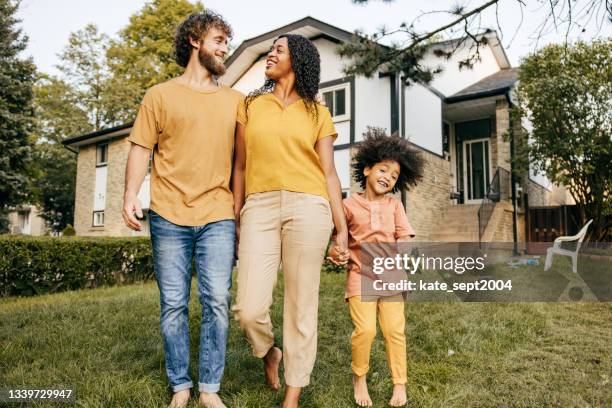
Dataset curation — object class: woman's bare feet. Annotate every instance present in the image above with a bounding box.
[352,374,372,407]
[389,383,407,407]
[263,346,282,390]
[198,392,226,408]
[167,389,190,408]
[281,385,301,408]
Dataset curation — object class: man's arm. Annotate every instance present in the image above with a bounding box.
[122,143,151,231]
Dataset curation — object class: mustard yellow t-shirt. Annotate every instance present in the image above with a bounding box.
[237,93,337,200]
[128,78,244,226]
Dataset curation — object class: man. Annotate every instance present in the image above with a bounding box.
[122,10,243,408]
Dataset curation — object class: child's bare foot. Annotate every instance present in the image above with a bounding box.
[389,383,407,407]
[198,392,226,408]
[264,346,282,390]
[167,389,190,408]
[352,374,372,407]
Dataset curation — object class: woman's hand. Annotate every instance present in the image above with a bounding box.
[326,235,349,266]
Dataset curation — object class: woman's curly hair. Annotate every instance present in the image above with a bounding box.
[244,34,321,122]
[173,10,233,68]
[352,127,425,193]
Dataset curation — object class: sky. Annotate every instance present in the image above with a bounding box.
[16,0,611,77]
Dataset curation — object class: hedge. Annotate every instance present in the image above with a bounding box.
[0,236,154,297]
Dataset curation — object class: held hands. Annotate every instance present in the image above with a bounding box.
[122,194,143,231]
[326,235,349,266]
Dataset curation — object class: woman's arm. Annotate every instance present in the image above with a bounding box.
[315,136,349,256]
[232,123,247,225]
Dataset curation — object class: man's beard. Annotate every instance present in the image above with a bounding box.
[198,47,226,76]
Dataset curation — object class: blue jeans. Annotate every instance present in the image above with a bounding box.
[149,210,235,393]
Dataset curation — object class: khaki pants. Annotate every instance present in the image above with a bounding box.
[348,294,407,384]
[232,190,333,387]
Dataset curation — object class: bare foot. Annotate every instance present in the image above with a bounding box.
[198,392,226,408]
[352,374,372,407]
[389,383,407,407]
[264,346,282,390]
[281,385,301,408]
[167,389,190,408]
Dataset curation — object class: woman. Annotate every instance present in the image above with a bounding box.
[231,34,349,408]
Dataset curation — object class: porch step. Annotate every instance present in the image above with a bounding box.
[430,204,481,242]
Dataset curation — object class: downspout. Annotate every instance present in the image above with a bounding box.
[505,91,519,255]
[390,73,406,207]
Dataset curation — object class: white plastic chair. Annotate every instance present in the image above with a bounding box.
[544,219,593,273]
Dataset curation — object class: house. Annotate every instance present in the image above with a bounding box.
[6,204,48,236]
[63,17,574,249]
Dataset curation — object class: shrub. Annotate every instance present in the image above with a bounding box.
[62,224,76,236]
[0,236,154,297]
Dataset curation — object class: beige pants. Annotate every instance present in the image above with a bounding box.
[232,190,333,387]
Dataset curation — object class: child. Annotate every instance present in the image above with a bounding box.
[328,128,424,407]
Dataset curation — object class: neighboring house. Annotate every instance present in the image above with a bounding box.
[63,17,574,250]
[7,205,48,236]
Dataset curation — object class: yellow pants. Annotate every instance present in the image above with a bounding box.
[348,295,407,384]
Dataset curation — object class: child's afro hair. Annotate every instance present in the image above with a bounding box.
[351,127,425,193]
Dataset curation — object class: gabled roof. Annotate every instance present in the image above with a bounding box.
[446,68,519,103]
[222,16,357,86]
[223,16,511,87]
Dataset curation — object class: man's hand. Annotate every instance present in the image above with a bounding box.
[123,194,143,231]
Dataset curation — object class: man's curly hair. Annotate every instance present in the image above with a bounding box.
[173,10,233,68]
[352,127,425,193]
[244,34,321,122]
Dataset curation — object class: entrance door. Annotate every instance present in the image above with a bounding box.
[463,138,491,203]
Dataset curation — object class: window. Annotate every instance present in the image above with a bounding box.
[93,211,105,227]
[18,210,30,233]
[321,84,350,121]
[96,143,108,167]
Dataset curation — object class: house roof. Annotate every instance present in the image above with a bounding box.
[222,16,358,87]
[223,16,511,87]
[62,122,133,148]
[446,67,519,103]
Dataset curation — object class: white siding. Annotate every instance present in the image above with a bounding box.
[334,148,351,190]
[138,175,151,209]
[93,166,107,211]
[233,58,267,94]
[313,38,347,83]
[354,75,390,141]
[424,43,501,97]
[404,83,443,155]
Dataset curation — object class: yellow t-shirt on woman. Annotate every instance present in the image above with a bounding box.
[237,93,337,200]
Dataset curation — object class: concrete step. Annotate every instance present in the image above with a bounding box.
[429,232,479,242]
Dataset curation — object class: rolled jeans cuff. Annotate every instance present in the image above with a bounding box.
[172,381,193,393]
[199,382,220,393]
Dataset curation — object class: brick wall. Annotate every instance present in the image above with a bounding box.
[405,149,452,241]
[74,137,131,236]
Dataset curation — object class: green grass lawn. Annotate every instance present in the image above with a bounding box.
[1,264,610,407]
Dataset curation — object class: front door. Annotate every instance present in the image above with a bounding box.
[463,138,491,203]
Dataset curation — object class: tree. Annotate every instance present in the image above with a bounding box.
[0,0,35,230]
[514,40,611,241]
[105,0,203,123]
[28,74,91,232]
[341,0,609,84]
[56,24,112,130]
